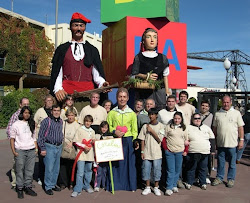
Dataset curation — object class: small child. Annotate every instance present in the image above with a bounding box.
[10,106,38,199]
[94,121,113,192]
[71,115,95,197]
[138,108,165,196]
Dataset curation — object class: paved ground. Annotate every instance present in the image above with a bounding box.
[0,129,249,203]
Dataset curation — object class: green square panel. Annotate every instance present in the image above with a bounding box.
[101,0,179,25]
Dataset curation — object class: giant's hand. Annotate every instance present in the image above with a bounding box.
[149,73,158,80]
[55,89,68,102]
[101,81,112,93]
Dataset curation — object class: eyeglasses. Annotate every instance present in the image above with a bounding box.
[193,117,201,120]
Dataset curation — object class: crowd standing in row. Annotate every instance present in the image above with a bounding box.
[7,89,246,199]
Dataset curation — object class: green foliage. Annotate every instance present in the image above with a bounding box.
[122,76,164,90]
[0,15,54,75]
[0,88,49,127]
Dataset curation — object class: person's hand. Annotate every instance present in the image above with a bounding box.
[84,146,91,153]
[182,151,187,156]
[67,142,73,148]
[134,142,139,150]
[238,140,244,149]
[146,124,153,134]
[13,151,18,157]
[149,73,158,80]
[115,130,125,138]
[141,153,145,160]
[101,81,112,93]
[55,89,67,102]
[40,150,46,156]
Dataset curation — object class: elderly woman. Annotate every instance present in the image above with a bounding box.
[106,87,138,191]
[185,113,215,190]
[57,107,80,190]
[131,28,170,110]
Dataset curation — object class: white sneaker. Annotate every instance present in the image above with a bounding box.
[172,187,179,193]
[184,182,192,190]
[142,187,151,195]
[86,187,94,193]
[71,191,81,197]
[206,178,211,184]
[201,184,207,190]
[94,187,99,192]
[165,189,173,196]
[37,179,42,186]
[153,187,161,196]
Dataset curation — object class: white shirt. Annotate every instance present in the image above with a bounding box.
[54,41,105,93]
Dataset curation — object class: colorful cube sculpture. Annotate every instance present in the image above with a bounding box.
[102,16,187,89]
[101,0,179,25]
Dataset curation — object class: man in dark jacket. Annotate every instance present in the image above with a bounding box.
[236,103,250,163]
[50,12,109,102]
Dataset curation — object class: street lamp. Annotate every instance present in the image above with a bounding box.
[224,58,231,91]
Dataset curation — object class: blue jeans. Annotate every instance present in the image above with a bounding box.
[165,150,183,190]
[43,143,62,191]
[186,153,208,185]
[96,162,108,188]
[15,149,36,189]
[237,133,250,161]
[142,159,162,181]
[217,147,236,181]
[74,161,93,193]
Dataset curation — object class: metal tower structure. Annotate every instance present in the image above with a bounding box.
[187,50,250,91]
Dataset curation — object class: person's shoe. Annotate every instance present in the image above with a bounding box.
[236,160,241,164]
[211,178,223,186]
[45,189,53,195]
[52,185,61,192]
[60,184,66,190]
[227,180,234,188]
[16,188,24,199]
[71,191,81,197]
[153,187,161,196]
[172,187,179,193]
[24,187,37,196]
[11,186,16,190]
[184,182,192,190]
[177,180,185,189]
[94,187,100,192]
[201,184,207,190]
[206,178,211,184]
[165,189,173,196]
[142,187,151,195]
[85,187,94,193]
[69,185,73,190]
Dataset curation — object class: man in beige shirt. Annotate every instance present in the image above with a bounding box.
[212,95,244,188]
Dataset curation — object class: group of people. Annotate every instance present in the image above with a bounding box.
[6,11,248,199]
[7,89,247,199]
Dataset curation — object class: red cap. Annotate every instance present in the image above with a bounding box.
[71,12,91,23]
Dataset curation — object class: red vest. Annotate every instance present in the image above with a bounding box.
[62,47,94,94]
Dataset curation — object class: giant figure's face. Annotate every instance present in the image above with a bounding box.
[71,22,86,41]
[143,31,158,51]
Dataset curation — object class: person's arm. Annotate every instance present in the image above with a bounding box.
[54,67,68,102]
[10,138,18,157]
[141,140,145,160]
[164,76,170,95]
[6,112,19,139]
[37,119,48,156]
[92,66,106,88]
[131,112,138,141]
[238,126,244,149]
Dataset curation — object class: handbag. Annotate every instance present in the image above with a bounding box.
[61,121,76,160]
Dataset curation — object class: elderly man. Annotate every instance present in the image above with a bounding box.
[78,92,107,133]
[212,95,244,188]
[50,12,109,102]
[137,98,156,131]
